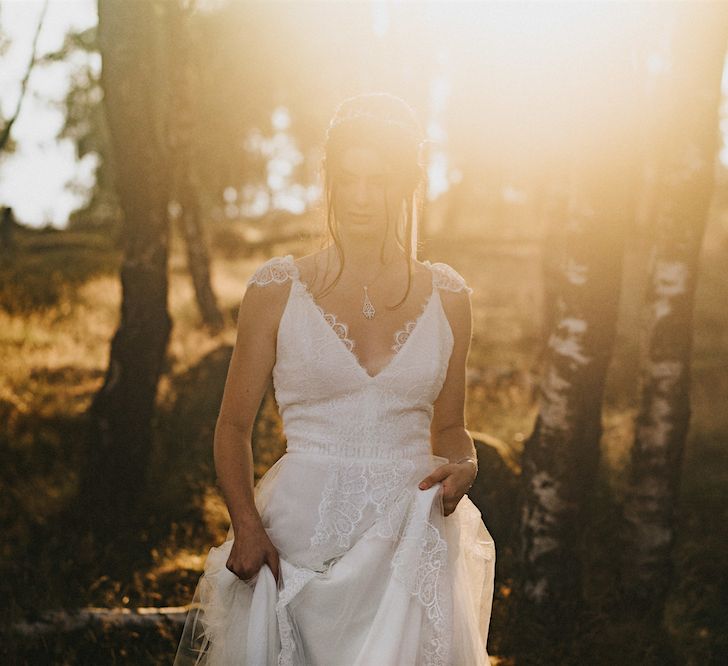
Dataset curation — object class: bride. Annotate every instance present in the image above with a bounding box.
[174,92,496,665]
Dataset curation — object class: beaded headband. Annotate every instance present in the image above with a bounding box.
[326,109,430,162]
[328,108,420,136]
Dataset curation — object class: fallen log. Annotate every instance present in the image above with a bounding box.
[10,605,191,638]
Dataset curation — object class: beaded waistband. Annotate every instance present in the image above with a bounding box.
[285,440,432,460]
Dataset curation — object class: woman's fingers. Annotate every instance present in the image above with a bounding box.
[419,463,455,489]
[225,556,262,582]
[440,481,468,516]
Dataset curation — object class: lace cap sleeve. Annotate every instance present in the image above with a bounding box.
[246,254,297,288]
[428,261,474,295]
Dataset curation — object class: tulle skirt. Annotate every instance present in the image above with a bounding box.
[173,450,496,666]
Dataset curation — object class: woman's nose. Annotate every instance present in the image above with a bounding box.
[354,179,369,203]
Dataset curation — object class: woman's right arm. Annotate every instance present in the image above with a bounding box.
[212,275,288,580]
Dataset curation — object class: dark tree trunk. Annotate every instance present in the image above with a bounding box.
[0,206,17,254]
[176,189,224,331]
[168,0,224,333]
[77,0,173,526]
[621,3,728,614]
[518,17,642,613]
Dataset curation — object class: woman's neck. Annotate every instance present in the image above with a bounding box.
[336,226,405,264]
[332,233,409,274]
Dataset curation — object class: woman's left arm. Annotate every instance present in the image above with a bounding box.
[419,286,478,516]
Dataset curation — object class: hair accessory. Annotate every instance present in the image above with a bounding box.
[327,108,422,143]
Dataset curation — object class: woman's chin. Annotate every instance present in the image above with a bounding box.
[343,224,381,238]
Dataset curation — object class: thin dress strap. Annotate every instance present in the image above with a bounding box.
[422,260,473,295]
[246,254,298,287]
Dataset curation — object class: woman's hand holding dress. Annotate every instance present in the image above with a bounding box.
[226,524,281,583]
[418,460,478,517]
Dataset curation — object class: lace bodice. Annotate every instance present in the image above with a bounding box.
[248,252,471,366]
[245,253,472,460]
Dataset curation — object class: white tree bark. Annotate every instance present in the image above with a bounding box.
[622,2,728,614]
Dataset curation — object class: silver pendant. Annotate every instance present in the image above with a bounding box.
[362,286,376,319]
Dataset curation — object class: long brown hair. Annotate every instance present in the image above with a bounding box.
[311,92,427,311]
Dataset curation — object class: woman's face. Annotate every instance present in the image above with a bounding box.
[332,145,404,241]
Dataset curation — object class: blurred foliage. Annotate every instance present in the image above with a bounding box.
[0,226,119,314]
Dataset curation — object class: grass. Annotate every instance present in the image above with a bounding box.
[1,220,726,664]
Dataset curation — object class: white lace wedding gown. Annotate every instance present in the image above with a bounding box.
[173,254,496,666]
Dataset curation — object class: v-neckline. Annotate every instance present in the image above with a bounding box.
[285,254,438,381]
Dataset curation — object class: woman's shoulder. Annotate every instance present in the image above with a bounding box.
[420,258,473,295]
[246,253,299,288]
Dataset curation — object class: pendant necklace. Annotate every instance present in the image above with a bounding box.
[361,261,392,320]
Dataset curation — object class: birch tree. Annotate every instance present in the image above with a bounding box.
[518,9,642,610]
[622,2,728,614]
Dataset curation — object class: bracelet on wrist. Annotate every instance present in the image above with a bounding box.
[454,455,478,471]
[453,455,478,490]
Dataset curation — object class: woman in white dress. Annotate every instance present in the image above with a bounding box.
[174,92,496,666]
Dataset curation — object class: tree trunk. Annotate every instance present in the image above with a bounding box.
[76,0,173,526]
[519,171,630,610]
[538,173,570,356]
[0,206,17,253]
[518,15,642,612]
[168,0,224,333]
[621,3,728,614]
